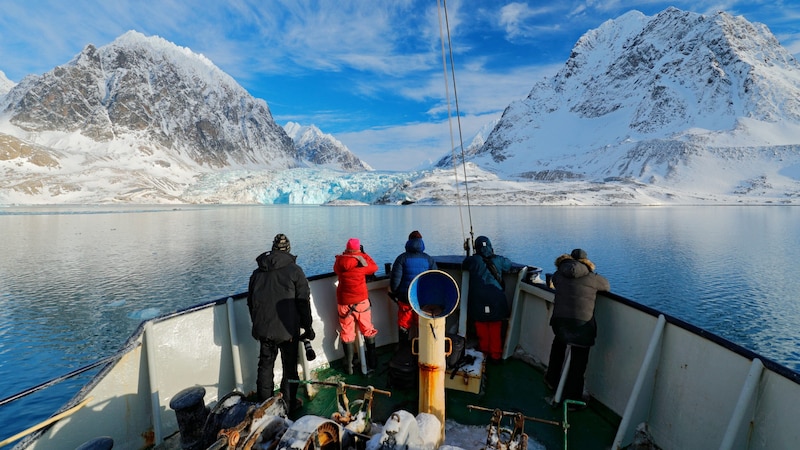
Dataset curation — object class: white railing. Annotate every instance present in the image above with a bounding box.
[16,267,800,450]
[511,281,800,450]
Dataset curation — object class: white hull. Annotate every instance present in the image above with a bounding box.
[11,258,800,450]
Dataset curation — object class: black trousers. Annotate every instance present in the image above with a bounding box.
[257,339,300,403]
[544,334,591,402]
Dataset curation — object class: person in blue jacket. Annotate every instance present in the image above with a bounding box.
[390,230,437,346]
[462,235,512,362]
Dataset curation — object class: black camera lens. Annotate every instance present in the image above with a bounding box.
[303,340,316,361]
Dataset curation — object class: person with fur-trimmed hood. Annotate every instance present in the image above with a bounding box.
[247,233,313,411]
[544,248,610,408]
[462,235,512,362]
[390,230,437,346]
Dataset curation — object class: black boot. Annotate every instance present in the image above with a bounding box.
[365,336,377,374]
[343,340,355,375]
[398,327,410,349]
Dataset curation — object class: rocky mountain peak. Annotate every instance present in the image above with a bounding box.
[476,6,800,194]
[1,30,296,169]
[0,70,13,95]
[284,122,372,172]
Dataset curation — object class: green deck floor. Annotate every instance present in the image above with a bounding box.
[293,345,620,450]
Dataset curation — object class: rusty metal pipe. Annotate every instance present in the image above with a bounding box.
[408,270,460,443]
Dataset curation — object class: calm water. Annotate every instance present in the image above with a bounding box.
[1,205,798,440]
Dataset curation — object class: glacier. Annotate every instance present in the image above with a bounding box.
[183,168,418,205]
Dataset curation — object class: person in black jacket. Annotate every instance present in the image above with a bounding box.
[247,233,314,410]
[462,236,512,362]
[544,248,610,407]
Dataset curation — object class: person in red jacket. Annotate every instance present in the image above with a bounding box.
[333,238,379,374]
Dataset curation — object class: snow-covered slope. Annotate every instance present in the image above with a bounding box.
[2,8,800,206]
[466,8,800,201]
[1,31,296,170]
[0,32,378,203]
[0,70,13,96]
[284,122,372,172]
[435,119,499,169]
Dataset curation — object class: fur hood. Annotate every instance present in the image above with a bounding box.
[554,254,596,273]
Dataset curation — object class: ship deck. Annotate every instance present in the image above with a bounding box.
[293,344,620,450]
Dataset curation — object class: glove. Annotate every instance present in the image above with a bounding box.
[302,328,316,341]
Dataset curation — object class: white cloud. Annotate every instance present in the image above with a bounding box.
[498,2,554,39]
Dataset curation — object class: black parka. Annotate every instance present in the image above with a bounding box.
[462,236,512,322]
[247,250,312,343]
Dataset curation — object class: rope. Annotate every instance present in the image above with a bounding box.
[437,0,474,252]
[0,397,93,447]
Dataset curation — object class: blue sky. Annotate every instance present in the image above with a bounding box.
[1,1,799,170]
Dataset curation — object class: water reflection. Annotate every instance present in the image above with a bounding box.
[1,205,798,440]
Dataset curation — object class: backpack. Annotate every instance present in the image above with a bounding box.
[446,333,466,369]
[388,344,418,389]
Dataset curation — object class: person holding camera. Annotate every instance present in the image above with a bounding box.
[334,238,379,374]
[247,233,314,412]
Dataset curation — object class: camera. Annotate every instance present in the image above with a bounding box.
[302,340,316,361]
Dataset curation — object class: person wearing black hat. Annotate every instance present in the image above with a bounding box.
[389,230,438,346]
[247,233,314,412]
[544,248,610,409]
[462,235,512,362]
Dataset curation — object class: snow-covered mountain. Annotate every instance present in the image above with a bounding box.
[2,8,800,205]
[284,122,372,172]
[0,31,364,203]
[2,31,296,168]
[460,8,800,201]
[434,119,499,168]
[0,70,13,95]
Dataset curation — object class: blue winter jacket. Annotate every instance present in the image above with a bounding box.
[390,238,437,302]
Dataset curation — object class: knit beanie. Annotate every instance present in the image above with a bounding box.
[571,248,588,260]
[272,233,291,253]
[408,230,422,240]
[346,238,361,252]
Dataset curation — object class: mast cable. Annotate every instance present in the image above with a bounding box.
[437,0,474,252]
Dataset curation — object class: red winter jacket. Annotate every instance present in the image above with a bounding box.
[333,251,378,305]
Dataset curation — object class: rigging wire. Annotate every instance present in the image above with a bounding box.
[437,0,474,254]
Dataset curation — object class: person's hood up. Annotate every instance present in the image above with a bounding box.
[474,236,493,258]
[256,250,296,271]
[556,257,591,279]
[555,253,596,273]
[405,237,425,253]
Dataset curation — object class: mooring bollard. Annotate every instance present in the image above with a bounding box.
[169,386,210,450]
